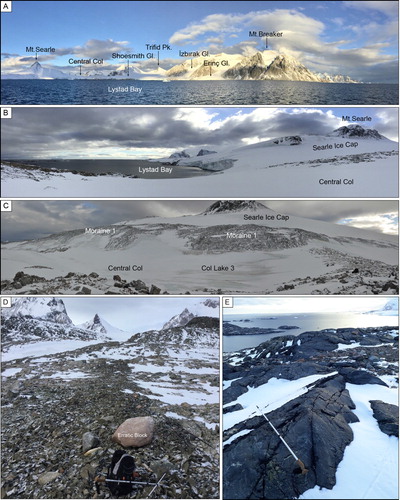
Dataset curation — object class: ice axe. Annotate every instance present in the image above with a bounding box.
[256,405,308,475]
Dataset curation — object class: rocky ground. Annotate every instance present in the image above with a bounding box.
[272,248,398,295]
[1,322,220,499]
[223,326,399,499]
[1,272,170,296]
[1,254,398,296]
[267,149,398,170]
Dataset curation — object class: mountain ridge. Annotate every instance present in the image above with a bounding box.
[2,51,358,83]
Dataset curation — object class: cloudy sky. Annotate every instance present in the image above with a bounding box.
[60,297,217,333]
[1,1,398,82]
[2,107,398,159]
[224,296,398,315]
[1,200,398,242]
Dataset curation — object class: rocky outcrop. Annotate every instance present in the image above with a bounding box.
[1,308,101,349]
[1,271,166,296]
[201,200,267,215]
[223,326,398,499]
[197,149,217,156]
[329,125,384,140]
[185,158,237,171]
[82,432,100,453]
[169,150,190,159]
[224,374,357,499]
[370,400,399,437]
[223,52,267,80]
[162,307,195,329]
[263,54,321,81]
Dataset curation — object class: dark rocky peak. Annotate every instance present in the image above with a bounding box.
[162,308,195,330]
[330,124,384,139]
[267,54,307,72]
[201,200,267,215]
[272,135,302,146]
[197,149,217,156]
[169,150,190,159]
[93,313,101,324]
[3,297,72,325]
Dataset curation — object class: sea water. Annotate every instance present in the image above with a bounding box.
[6,159,212,179]
[223,312,398,352]
[1,79,398,105]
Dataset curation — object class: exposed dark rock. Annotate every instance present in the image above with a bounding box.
[82,432,100,453]
[338,368,388,386]
[330,125,384,140]
[224,375,357,499]
[149,284,161,294]
[197,149,217,156]
[223,322,283,336]
[186,316,220,329]
[370,400,399,437]
[223,326,398,499]
[223,404,243,414]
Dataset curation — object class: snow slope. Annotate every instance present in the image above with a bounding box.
[2,127,397,198]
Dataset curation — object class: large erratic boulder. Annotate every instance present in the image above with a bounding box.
[112,416,154,447]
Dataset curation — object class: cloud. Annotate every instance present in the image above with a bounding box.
[2,107,351,159]
[2,107,397,161]
[344,1,398,17]
[1,39,133,72]
[374,109,399,141]
[267,201,398,235]
[338,213,398,235]
[168,7,398,82]
[1,200,209,242]
[66,39,132,59]
[1,54,57,69]
[170,13,247,45]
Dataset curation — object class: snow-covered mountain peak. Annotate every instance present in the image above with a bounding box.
[365,298,399,316]
[30,61,42,71]
[169,150,190,159]
[382,298,398,312]
[197,149,217,157]
[3,297,72,324]
[77,314,128,341]
[79,313,108,334]
[162,299,219,330]
[162,308,195,330]
[329,125,385,140]
[201,200,268,215]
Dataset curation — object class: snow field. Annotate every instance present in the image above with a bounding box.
[2,133,398,197]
